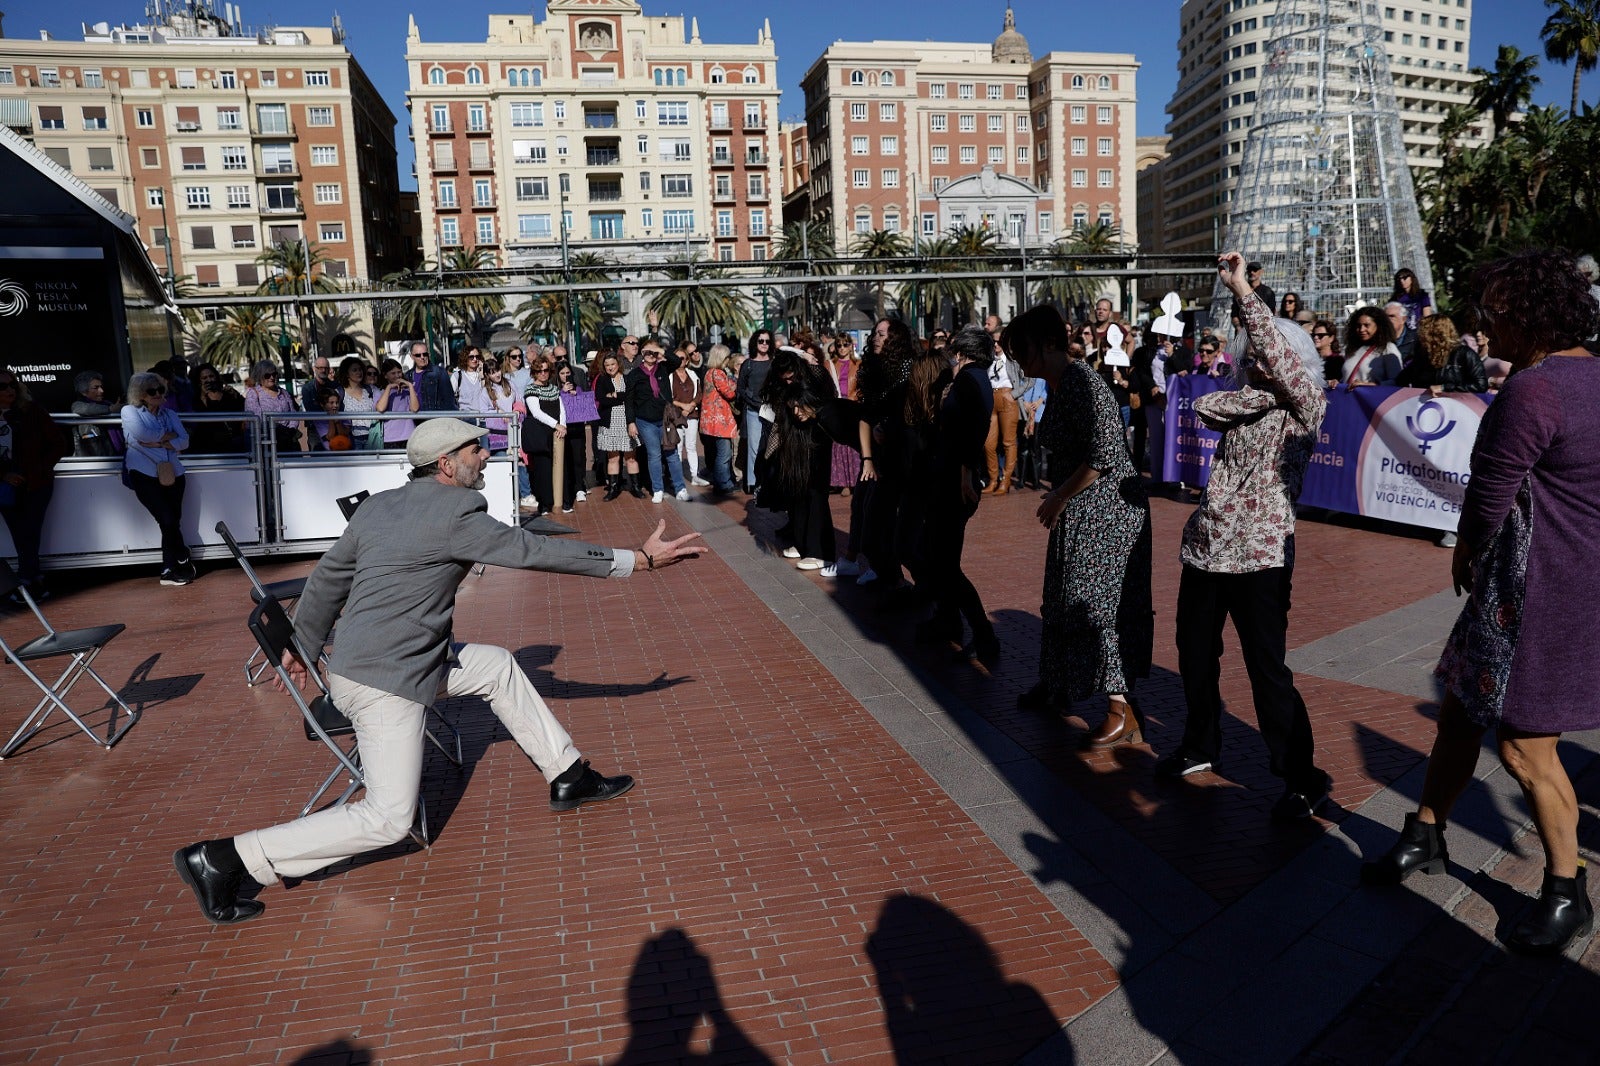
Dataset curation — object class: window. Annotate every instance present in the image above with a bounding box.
[852,135,869,155]
[259,70,276,87]
[307,106,334,127]
[1098,75,1111,90]
[1097,169,1113,187]
[879,102,898,123]
[477,217,496,244]
[750,208,766,236]
[931,114,947,132]
[518,214,552,239]
[0,68,12,86]
[931,146,948,164]
[314,183,342,204]
[305,69,330,87]
[1098,207,1113,226]
[855,209,872,235]
[147,188,165,208]
[430,104,450,132]
[709,66,726,85]
[852,168,870,188]
[218,107,241,130]
[218,69,236,89]
[641,135,652,156]
[186,185,212,209]
[881,70,895,87]
[514,139,547,164]
[744,67,759,84]
[231,224,255,249]
[467,104,487,131]
[715,173,733,198]
[1017,114,1029,131]
[474,178,492,205]
[850,70,864,86]
[83,69,104,88]
[136,107,155,128]
[1097,106,1113,124]
[441,218,460,246]
[310,145,338,167]
[931,177,947,192]
[921,213,937,236]
[1071,104,1087,123]
[711,102,730,129]
[38,106,65,131]
[1072,205,1087,228]
[1017,145,1030,163]
[87,148,114,171]
[516,177,548,200]
[227,185,251,209]
[176,68,197,89]
[257,104,289,134]
[850,102,867,122]
[429,67,444,85]
[1098,137,1113,155]
[141,147,160,168]
[1038,212,1052,235]
[261,143,294,173]
[433,142,456,171]
[511,102,543,128]
[980,83,1000,101]
[1072,169,1087,187]
[959,145,976,164]
[930,83,947,99]
[662,209,693,234]
[181,147,206,171]
[636,99,647,120]
[958,82,974,99]
[880,135,899,155]
[1071,137,1087,156]
[657,101,689,126]
[717,209,734,236]
[466,67,483,85]
[959,114,976,132]
[438,180,457,207]
[744,103,762,129]
[881,169,899,188]
[987,146,1003,164]
[660,137,692,161]
[194,265,219,288]
[215,145,246,171]
[663,173,693,197]
[1071,74,1085,90]
[748,173,765,197]
[640,208,653,229]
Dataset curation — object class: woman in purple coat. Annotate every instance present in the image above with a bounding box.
[1363,250,1598,956]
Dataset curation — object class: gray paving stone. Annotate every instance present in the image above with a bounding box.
[899,739,1016,811]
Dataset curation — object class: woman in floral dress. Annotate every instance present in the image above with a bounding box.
[1364,250,1599,956]
[1002,305,1153,748]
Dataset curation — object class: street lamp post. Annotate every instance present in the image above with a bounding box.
[559,176,577,355]
[157,192,180,358]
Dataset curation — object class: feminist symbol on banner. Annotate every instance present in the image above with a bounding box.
[1405,398,1457,455]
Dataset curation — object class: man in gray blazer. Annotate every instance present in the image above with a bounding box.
[173,417,705,924]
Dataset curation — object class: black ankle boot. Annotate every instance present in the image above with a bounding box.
[603,474,623,501]
[1506,866,1595,956]
[1361,812,1448,886]
[626,472,646,499]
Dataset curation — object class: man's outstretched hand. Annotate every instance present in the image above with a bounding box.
[638,520,707,572]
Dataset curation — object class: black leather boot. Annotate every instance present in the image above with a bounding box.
[1361,812,1449,886]
[1506,866,1595,956]
[626,472,646,499]
[173,840,266,925]
[603,474,623,501]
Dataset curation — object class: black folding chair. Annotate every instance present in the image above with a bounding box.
[247,593,437,846]
[0,566,139,758]
[216,521,308,686]
[335,491,370,521]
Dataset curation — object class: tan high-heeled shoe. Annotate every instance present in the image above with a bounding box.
[1082,698,1141,749]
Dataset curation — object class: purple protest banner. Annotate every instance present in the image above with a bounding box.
[1160,374,1223,485]
[560,389,600,424]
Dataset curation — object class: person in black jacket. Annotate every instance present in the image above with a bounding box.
[593,350,643,500]
[1396,315,1489,394]
[625,340,687,504]
[917,326,998,665]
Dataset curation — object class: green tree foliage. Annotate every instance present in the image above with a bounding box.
[196,305,284,373]
[1470,45,1541,139]
[1032,221,1133,319]
[645,257,752,342]
[1542,0,1600,115]
[849,228,912,320]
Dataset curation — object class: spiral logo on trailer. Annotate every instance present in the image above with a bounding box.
[0,279,28,318]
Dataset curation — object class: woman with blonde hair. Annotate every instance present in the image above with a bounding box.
[698,344,739,493]
[1397,315,1488,394]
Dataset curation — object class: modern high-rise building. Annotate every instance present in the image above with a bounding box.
[405,0,781,268]
[798,11,1139,257]
[1160,0,1478,270]
[0,3,404,299]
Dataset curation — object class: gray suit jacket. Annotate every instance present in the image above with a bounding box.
[294,477,623,705]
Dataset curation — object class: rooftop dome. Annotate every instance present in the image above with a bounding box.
[992,4,1032,65]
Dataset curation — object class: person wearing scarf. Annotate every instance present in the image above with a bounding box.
[521,357,567,515]
[624,342,688,504]
[1157,252,1332,824]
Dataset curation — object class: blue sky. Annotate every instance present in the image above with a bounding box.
[6,0,1566,187]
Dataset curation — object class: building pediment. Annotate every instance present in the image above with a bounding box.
[545,0,643,13]
[935,167,1044,201]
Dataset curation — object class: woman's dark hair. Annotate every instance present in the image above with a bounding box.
[380,357,403,376]
[338,356,367,390]
[316,385,341,408]
[761,348,809,404]
[1278,291,1301,316]
[1343,306,1393,357]
[1390,268,1427,302]
[1002,305,1071,364]
[748,329,774,357]
[903,347,949,427]
[772,380,830,495]
[857,317,914,403]
[74,370,104,394]
[1312,319,1340,355]
[949,325,994,367]
[1472,249,1599,367]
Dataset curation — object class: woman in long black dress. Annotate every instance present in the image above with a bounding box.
[1003,305,1154,747]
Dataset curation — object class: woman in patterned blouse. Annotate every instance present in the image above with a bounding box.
[1156,252,1332,824]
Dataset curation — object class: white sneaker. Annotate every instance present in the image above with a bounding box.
[520,495,537,507]
[651,491,664,504]
[834,558,861,577]
[675,488,690,502]
[575,490,587,502]
[820,563,838,578]
[782,546,801,559]
[796,557,826,570]
[691,477,710,487]
[856,567,878,586]
[561,506,574,514]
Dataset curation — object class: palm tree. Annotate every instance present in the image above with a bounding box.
[849,228,912,319]
[1032,221,1133,319]
[772,219,837,329]
[1470,44,1542,139]
[165,273,204,338]
[197,305,284,374]
[374,267,433,341]
[645,257,752,341]
[435,246,507,346]
[1542,0,1600,115]
[255,239,340,362]
[898,233,981,331]
[1516,105,1568,206]
[944,224,1002,323]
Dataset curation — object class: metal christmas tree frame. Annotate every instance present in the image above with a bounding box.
[1210,0,1434,328]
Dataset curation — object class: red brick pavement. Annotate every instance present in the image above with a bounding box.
[721,486,1455,905]
[0,496,1113,1065]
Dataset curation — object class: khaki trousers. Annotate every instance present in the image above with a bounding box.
[234,642,580,885]
[985,387,1019,490]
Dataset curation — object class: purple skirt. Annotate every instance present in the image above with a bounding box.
[830,442,860,488]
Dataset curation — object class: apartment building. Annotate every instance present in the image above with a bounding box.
[1161,0,1478,260]
[798,11,1139,254]
[405,0,781,267]
[778,119,809,228]
[0,3,404,300]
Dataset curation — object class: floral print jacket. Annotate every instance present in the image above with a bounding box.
[1180,292,1327,573]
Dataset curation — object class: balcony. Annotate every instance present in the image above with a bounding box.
[465,122,491,136]
[711,151,734,167]
[743,117,765,131]
[467,154,495,173]
[585,149,621,167]
[261,164,299,177]
[710,115,731,131]
[583,112,619,129]
[435,199,462,212]
[427,121,452,136]
[746,189,769,202]
[712,187,736,202]
[744,151,768,165]
[251,122,297,139]
[261,201,304,217]
[587,189,623,203]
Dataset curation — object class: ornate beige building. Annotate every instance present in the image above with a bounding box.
[405,0,781,268]
[0,6,403,307]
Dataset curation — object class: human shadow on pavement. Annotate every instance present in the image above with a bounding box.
[865,894,1064,1065]
[513,643,692,701]
[288,1036,373,1065]
[609,927,774,1065]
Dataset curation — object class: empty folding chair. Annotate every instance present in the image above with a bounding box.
[335,490,370,522]
[0,565,139,758]
[247,593,435,847]
[216,520,307,686]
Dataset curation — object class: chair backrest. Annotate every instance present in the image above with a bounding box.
[335,490,371,522]
[246,594,353,740]
[216,520,269,599]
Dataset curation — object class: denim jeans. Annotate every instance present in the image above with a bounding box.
[635,418,684,495]
[706,435,735,491]
[742,408,764,487]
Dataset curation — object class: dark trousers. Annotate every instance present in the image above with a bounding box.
[788,487,836,561]
[1174,562,1318,791]
[921,487,989,637]
[864,473,904,582]
[128,470,189,569]
[0,481,54,582]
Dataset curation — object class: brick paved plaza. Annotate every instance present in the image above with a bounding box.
[2,484,1596,1064]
